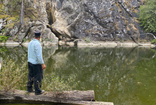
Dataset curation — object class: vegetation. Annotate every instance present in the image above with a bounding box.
[0,0,41,28]
[0,0,41,42]
[139,0,156,35]
[0,0,20,28]
[43,73,78,92]
[84,37,91,43]
[0,60,76,92]
[0,47,77,92]
[0,34,8,42]
[0,58,27,91]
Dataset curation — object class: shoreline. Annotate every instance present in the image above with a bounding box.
[76,41,155,48]
[0,41,155,48]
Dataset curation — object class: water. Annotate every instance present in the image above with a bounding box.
[0,46,156,105]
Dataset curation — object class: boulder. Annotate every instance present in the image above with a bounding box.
[42,28,59,45]
[46,0,144,42]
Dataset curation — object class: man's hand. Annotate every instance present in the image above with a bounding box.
[42,64,46,70]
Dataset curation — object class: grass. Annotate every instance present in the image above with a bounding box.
[0,58,27,92]
[43,73,77,92]
[0,58,78,92]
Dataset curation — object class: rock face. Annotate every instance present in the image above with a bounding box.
[1,0,58,45]
[0,0,148,45]
[50,0,144,42]
[0,19,7,34]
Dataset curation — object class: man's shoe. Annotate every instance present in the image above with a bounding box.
[35,90,45,95]
[27,89,34,93]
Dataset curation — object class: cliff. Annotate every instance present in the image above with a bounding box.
[0,0,153,45]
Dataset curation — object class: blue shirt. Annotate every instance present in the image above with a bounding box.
[28,39,44,64]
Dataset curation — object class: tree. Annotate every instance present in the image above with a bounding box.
[139,0,156,35]
[20,0,24,25]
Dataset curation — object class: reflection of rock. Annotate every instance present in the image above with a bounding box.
[49,47,156,104]
[43,45,58,62]
[52,50,71,69]
[0,46,58,68]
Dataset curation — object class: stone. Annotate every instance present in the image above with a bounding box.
[66,42,75,47]
[22,41,29,47]
[42,28,58,45]
[4,40,19,46]
[46,0,144,42]
[1,0,150,45]
[58,40,66,46]
[9,25,19,37]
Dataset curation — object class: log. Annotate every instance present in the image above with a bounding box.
[0,90,114,105]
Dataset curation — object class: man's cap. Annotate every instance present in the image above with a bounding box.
[34,30,41,36]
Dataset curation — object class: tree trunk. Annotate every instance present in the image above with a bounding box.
[0,90,114,105]
[20,0,24,25]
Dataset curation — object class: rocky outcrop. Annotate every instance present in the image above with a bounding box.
[0,0,58,45]
[0,0,152,46]
[0,19,6,33]
[50,0,144,42]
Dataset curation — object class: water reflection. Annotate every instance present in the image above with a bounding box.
[0,46,156,105]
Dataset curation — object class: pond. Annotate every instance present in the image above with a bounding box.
[0,46,156,105]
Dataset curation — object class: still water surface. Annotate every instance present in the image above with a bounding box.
[0,46,156,105]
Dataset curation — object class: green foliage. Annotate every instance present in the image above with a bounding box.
[0,58,27,91]
[0,0,20,31]
[0,0,25,17]
[139,0,156,34]
[151,39,156,44]
[0,34,8,42]
[43,73,78,92]
[0,46,8,53]
[0,0,40,27]
[1,28,5,33]
[0,46,78,92]
[84,37,91,43]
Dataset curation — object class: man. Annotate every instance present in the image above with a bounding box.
[27,30,46,95]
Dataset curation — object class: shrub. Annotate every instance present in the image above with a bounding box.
[139,0,156,34]
[0,59,27,92]
[0,35,8,42]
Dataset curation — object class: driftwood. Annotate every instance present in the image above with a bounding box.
[0,90,114,105]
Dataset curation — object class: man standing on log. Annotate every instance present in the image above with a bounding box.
[27,30,46,95]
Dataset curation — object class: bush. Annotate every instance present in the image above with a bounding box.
[0,59,27,92]
[139,0,156,35]
[0,35,8,42]
[0,57,78,92]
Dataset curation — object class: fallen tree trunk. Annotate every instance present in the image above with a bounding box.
[0,90,114,105]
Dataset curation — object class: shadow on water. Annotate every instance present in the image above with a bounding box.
[1,46,156,105]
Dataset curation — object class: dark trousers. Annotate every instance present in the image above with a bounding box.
[27,62,43,93]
